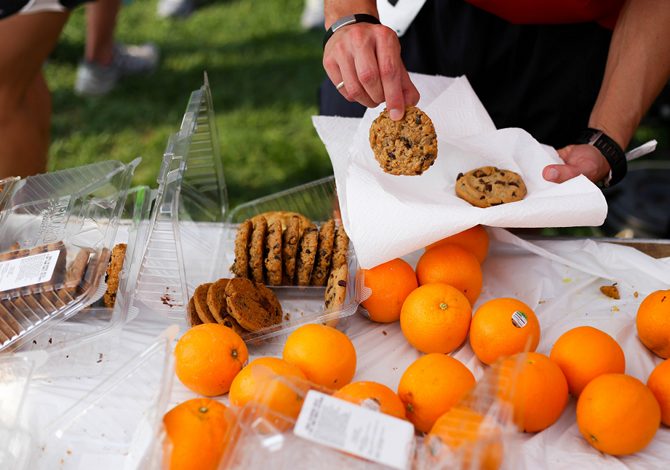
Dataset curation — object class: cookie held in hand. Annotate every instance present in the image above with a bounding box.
[455,166,527,208]
[369,106,438,176]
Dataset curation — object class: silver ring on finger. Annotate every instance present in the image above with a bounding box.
[335,81,345,91]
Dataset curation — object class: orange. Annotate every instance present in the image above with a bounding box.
[426,225,490,264]
[416,244,482,306]
[360,258,418,323]
[577,373,661,455]
[163,398,232,470]
[427,406,502,470]
[400,283,471,354]
[550,326,625,396]
[282,324,356,389]
[229,357,308,422]
[636,289,670,358]
[647,359,670,426]
[469,298,540,365]
[333,381,406,419]
[497,352,568,433]
[174,323,248,396]
[397,353,475,433]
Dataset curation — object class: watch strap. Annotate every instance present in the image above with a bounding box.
[323,13,381,49]
[576,128,627,187]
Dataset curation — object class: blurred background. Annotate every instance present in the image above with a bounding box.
[45,0,669,235]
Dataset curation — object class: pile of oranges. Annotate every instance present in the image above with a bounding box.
[162,225,670,469]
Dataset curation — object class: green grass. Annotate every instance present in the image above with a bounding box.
[46,0,330,207]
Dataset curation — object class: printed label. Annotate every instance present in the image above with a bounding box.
[511,311,528,328]
[0,250,60,292]
[294,390,415,470]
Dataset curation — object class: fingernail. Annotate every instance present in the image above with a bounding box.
[545,168,559,181]
[389,109,403,121]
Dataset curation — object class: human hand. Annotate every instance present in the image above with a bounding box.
[323,23,419,120]
[543,144,611,184]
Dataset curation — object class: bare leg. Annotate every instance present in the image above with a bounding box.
[0,12,68,179]
[84,0,122,66]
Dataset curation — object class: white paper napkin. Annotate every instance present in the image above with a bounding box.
[313,74,608,268]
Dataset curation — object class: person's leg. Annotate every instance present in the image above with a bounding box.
[0,11,68,179]
[75,0,159,96]
[84,0,121,66]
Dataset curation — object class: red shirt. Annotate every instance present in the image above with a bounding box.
[466,0,624,29]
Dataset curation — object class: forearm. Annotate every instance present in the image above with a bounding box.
[589,0,670,149]
[324,0,378,28]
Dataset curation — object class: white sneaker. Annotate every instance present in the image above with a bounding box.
[157,0,194,18]
[300,0,324,30]
[75,43,160,97]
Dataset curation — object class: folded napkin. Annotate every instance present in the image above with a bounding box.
[313,74,607,268]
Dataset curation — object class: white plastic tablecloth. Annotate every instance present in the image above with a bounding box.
[20,228,670,469]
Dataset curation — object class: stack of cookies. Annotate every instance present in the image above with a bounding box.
[187,277,283,335]
[229,210,351,312]
[230,211,350,285]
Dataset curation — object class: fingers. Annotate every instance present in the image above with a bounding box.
[323,24,413,119]
[542,164,580,183]
[556,145,574,162]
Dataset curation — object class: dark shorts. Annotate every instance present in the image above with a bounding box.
[0,0,92,20]
[319,0,612,148]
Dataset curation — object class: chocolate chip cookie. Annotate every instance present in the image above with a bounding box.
[224,278,283,332]
[231,220,252,278]
[325,265,348,312]
[311,219,335,287]
[331,225,350,271]
[206,278,231,323]
[296,225,318,286]
[455,166,527,208]
[187,297,203,327]
[264,219,283,286]
[193,283,217,323]
[282,215,302,284]
[221,314,247,336]
[104,244,126,307]
[369,106,438,176]
[248,216,268,284]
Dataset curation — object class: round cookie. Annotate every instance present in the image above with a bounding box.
[206,278,231,323]
[310,219,335,287]
[104,243,127,308]
[331,225,350,271]
[264,219,283,286]
[369,106,438,176]
[282,215,302,284]
[193,283,217,324]
[230,220,252,278]
[224,278,283,332]
[455,166,527,208]
[324,264,349,326]
[296,225,318,287]
[248,216,268,284]
[187,297,203,327]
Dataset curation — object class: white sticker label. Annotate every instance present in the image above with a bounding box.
[294,390,415,470]
[0,250,60,292]
[511,310,528,328]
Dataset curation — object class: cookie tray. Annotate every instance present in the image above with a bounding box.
[122,76,364,344]
[0,160,139,352]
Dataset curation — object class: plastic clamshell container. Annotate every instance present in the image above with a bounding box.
[0,160,139,352]
[29,328,175,470]
[125,76,361,343]
[8,185,154,379]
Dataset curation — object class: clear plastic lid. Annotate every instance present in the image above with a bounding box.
[0,159,139,351]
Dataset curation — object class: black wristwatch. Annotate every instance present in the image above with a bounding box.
[575,128,627,187]
[323,13,381,49]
